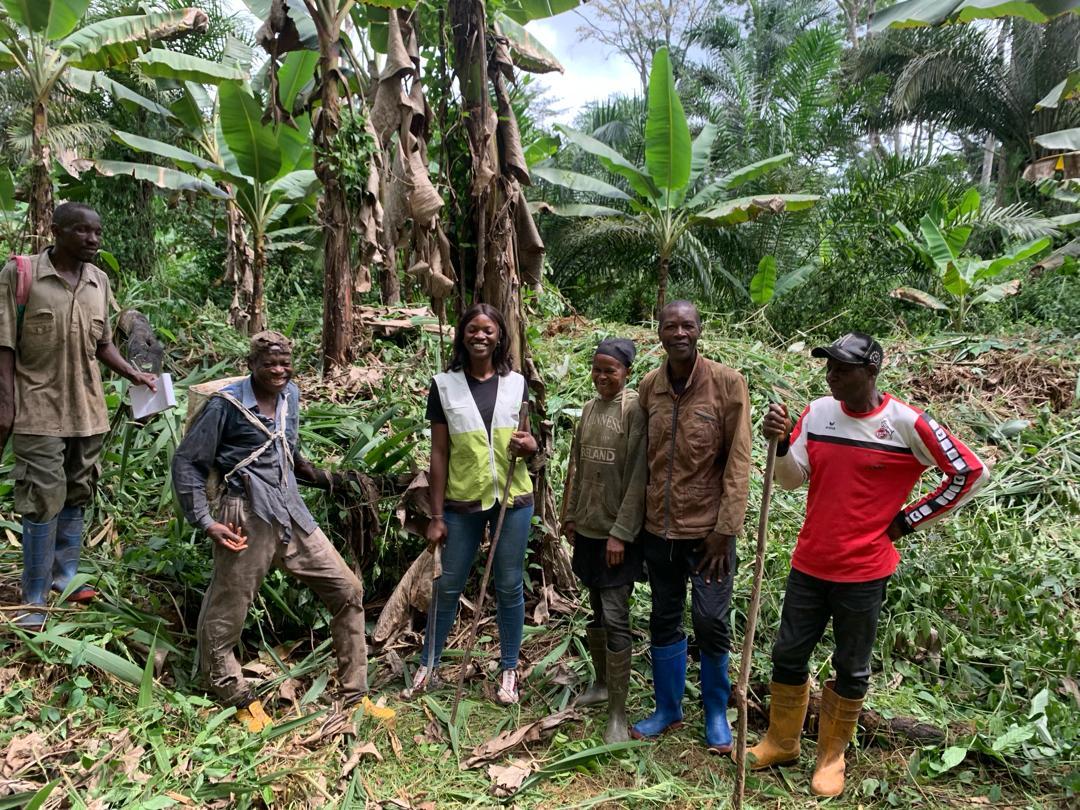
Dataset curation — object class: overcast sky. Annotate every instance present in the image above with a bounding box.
[522,11,640,123]
[224,2,637,124]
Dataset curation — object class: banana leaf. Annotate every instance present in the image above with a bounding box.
[90,159,230,199]
[60,9,206,70]
[134,48,246,84]
[220,81,282,184]
[644,47,690,194]
[531,167,631,200]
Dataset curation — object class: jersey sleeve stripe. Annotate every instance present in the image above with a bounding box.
[904,413,987,529]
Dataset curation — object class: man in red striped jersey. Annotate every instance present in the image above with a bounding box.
[746,332,988,797]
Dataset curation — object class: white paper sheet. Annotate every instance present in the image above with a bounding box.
[130,373,176,419]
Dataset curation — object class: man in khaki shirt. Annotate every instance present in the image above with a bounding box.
[631,300,752,756]
[0,202,156,630]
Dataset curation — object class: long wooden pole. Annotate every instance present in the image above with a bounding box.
[450,401,529,722]
[733,436,779,809]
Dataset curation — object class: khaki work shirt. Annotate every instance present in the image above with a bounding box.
[638,354,752,540]
[0,250,112,437]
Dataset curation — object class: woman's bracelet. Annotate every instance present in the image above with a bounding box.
[430,514,444,520]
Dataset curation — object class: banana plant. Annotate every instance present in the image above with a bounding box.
[83,50,264,332]
[890,189,1051,327]
[87,77,316,334]
[533,47,818,314]
[0,0,210,247]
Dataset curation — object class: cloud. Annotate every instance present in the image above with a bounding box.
[525,17,641,125]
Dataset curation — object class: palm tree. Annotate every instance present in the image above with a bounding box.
[682,0,856,168]
[855,15,1080,194]
[0,1,209,246]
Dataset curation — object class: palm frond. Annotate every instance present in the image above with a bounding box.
[546,215,655,293]
[978,201,1061,241]
[6,120,110,158]
[775,26,843,150]
[672,229,716,296]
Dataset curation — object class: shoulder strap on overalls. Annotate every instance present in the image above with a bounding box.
[212,390,293,485]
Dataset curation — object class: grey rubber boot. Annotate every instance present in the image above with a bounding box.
[52,505,84,593]
[577,626,609,706]
[603,646,632,743]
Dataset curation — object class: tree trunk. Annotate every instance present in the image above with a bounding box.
[29,99,52,251]
[980,135,996,187]
[315,13,354,374]
[249,234,267,334]
[841,0,860,46]
[380,256,401,304]
[655,255,671,318]
[224,198,255,334]
[995,144,1008,205]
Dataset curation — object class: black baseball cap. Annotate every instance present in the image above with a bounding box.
[811,332,884,366]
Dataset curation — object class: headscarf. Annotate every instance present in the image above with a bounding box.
[594,337,636,369]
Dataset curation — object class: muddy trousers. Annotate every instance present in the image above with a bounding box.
[588,585,633,653]
[196,497,368,707]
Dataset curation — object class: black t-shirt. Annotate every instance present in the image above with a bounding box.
[426,372,528,433]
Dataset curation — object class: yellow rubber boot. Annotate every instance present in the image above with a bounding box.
[235,699,273,732]
[810,682,863,797]
[744,680,810,770]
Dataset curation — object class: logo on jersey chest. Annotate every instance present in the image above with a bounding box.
[875,417,895,440]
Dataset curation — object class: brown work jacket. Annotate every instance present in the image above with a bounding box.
[638,354,752,540]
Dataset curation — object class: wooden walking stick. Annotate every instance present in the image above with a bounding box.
[450,401,530,722]
[733,435,779,810]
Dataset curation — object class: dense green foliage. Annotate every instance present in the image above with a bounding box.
[1,282,1077,806]
[0,0,1077,807]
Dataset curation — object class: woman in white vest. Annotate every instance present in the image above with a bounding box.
[412,304,537,704]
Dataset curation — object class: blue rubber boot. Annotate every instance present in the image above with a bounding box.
[701,651,733,754]
[52,506,95,602]
[18,518,57,630]
[631,638,687,739]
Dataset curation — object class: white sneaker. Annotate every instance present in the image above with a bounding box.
[495,668,519,705]
[411,665,439,692]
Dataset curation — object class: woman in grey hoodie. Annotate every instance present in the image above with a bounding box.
[561,338,647,743]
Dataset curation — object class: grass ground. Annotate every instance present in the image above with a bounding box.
[0,307,1076,808]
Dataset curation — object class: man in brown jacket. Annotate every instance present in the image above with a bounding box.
[630,300,752,755]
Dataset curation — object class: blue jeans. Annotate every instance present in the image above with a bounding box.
[422,504,533,670]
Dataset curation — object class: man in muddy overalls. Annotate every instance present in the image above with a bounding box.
[172,331,366,731]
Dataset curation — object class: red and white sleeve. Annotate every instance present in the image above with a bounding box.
[901,413,989,532]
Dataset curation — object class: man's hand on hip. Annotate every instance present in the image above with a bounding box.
[208,521,248,552]
[694,531,733,583]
